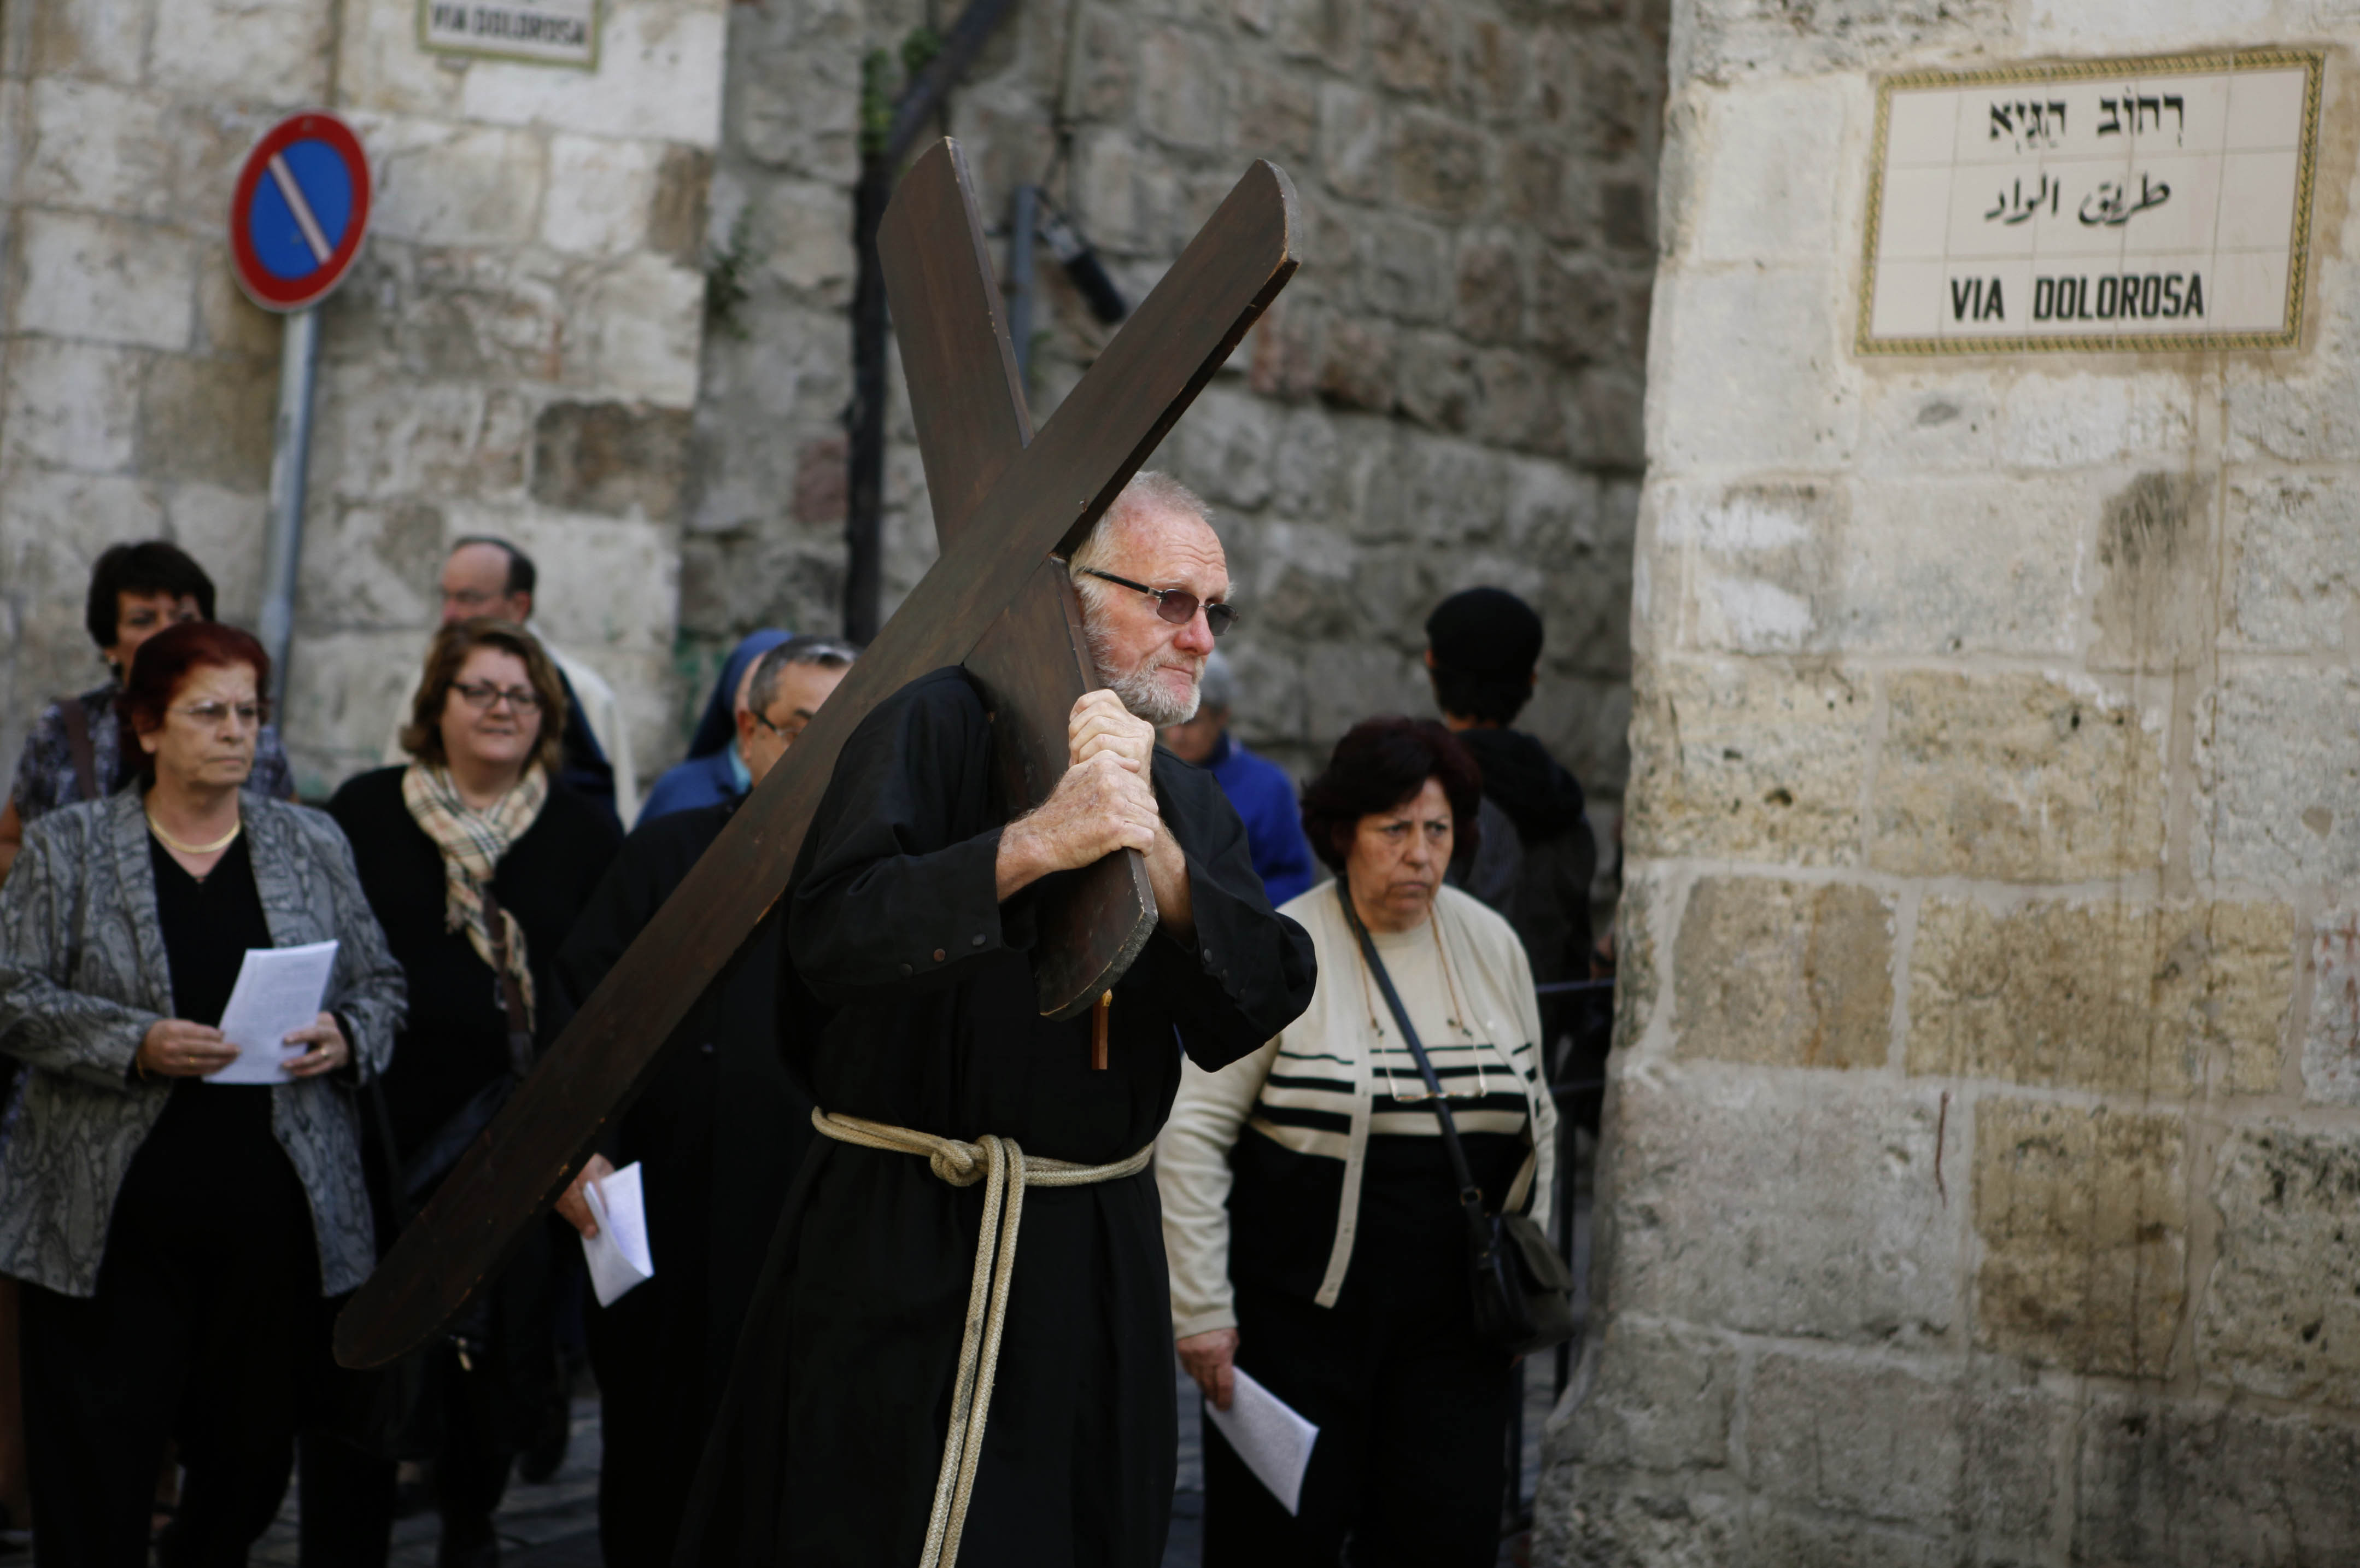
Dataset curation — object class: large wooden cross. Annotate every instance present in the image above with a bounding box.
[335,140,1299,1368]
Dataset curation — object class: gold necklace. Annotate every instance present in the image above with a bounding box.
[146,810,241,856]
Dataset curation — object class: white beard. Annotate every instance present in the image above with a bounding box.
[1086,619,1202,727]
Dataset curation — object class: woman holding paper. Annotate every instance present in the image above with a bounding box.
[0,621,405,1568]
[318,618,619,1566]
[1156,717,1557,1567]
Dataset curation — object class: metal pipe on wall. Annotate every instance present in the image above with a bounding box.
[257,306,320,715]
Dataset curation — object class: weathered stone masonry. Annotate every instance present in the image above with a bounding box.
[1541,3,2360,1563]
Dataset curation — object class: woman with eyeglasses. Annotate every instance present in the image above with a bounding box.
[315,618,620,1567]
[1156,717,1557,1567]
[0,621,405,1566]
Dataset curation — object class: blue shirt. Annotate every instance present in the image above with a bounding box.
[641,746,745,822]
[1202,731,1316,906]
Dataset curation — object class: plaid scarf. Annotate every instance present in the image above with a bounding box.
[401,761,549,1027]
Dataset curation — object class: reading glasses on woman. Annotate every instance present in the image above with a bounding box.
[453,681,542,712]
[173,700,266,729]
[1081,569,1239,637]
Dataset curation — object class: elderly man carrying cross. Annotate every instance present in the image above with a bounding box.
[681,471,1316,1568]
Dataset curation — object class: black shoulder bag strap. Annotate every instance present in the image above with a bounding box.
[59,699,98,804]
[479,882,536,1080]
[1337,880,1497,1262]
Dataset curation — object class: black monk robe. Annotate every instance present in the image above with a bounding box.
[546,800,813,1568]
[679,667,1316,1568]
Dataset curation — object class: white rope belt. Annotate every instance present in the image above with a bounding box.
[809,1108,1153,1568]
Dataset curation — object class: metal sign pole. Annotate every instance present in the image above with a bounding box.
[257,305,319,715]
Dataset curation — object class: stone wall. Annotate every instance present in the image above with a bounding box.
[689,0,1666,811]
[0,0,727,798]
[1542,3,2360,1563]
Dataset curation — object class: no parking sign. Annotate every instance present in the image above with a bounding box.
[227,112,371,313]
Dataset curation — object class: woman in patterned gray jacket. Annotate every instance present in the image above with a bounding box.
[0,621,404,1568]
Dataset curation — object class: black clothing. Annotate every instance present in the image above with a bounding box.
[22,834,320,1568]
[682,668,1316,1568]
[324,767,621,1157]
[546,801,812,1568]
[318,768,619,1559]
[553,669,622,833]
[1201,1266,1511,1568]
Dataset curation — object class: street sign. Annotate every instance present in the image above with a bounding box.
[228,112,371,313]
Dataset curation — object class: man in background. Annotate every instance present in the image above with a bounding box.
[547,636,856,1566]
[1158,648,1317,905]
[393,537,641,828]
[1424,588,1600,1101]
[640,635,857,822]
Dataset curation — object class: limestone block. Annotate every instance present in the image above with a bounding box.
[1395,331,1475,434]
[530,401,692,522]
[757,181,856,296]
[0,470,166,600]
[1606,1069,1955,1339]
[647,147,713,264]
[1959,1382,2066,1548]
[1470,350,1565,454]
[370,124,548,249]
[1301,641,1420,747]
[2073,1395,2360,1567]
[309,373,530,502]
[1745,1511,1956,1568]
[1624,657,1870,867]
[1367,0,1449,97]
[542,136,662,257]
[1219,62,1311,165]
[1691,79,1846,265]
[138,354,276,491]
[2304,908,2360,1104]
[2226,471,2360,652]
[2,338,141,473]
[1746,1354,1962,1523]
[1852,375,2003,477]
[1973,1099,2185,1377]
[1359,214,1449,323]
[15,211,195,352]
[729,32,861,182]
[280,628,438,792]
[578,254,707,407]
[1672,876,1891,1070]
[1611,868,1662,1050]
[1678,0,2012,80]
[2224,260,2360,465]
[1870,671,2166,881]
[1454,14,1529,125]
[1827,476,2081,656]
[2023,0,2278,51]
[1909,897,2293,1097]
[1453,236,1523,345]
[1650,267,1855,471]
[20,79,173,219]
[334,0,467,118]
[1502,136,1584,246]
[1555,1318,1735,1472]
[1136,27,1223,151]
[2195,1125,2360,1406]
[150,0,331,106]
[1266,0,1357,65]
[1166,387,1275,511]
[196,258,282,360]
[1393,109,1488,220]
[1317,82,1385,202]
[1316,320,1396,413]
[2088,471,2212,676]
[461,0,728,149]
[1531,1466,1746,1568]
[292,497,444,636]
[164,484,267,624]
[1535,250,1634,370]
[26,0,151,84]
[461,506,677,659]
[1994,373,2194,470]
[2197,669,2360,885]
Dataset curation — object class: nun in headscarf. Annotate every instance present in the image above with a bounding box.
[637,630,791,822]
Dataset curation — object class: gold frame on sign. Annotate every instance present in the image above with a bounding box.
[1855,48,2324,356]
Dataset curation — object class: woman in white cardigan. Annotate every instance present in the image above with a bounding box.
[1157,717,1556,1567]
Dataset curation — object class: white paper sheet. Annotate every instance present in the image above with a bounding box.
[1204,1366,1319,1516]
[204,940,339,1086]
[582,1162,655,1307]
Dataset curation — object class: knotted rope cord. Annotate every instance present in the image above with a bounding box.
[809,1108,1155,1568]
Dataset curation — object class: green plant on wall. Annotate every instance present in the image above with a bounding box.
[705,206,754,341]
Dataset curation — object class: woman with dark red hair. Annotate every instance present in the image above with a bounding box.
[1156,716,1558,1567]
[0,621,403,1567]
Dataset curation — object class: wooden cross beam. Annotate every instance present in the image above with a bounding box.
[335,139,1300,1370]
